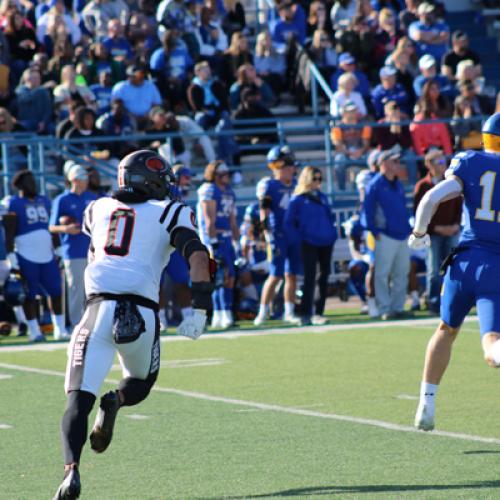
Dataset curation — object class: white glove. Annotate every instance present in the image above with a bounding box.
[6,252,19,271]
[408,233,430,250]
[177,309,206,340]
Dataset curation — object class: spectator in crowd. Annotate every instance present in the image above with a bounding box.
[86,42,126,86]
[413,148,462,313]
[373,99,417,184]
[415,78,453,119]
[0,106,27,172]
[220,0,246,38]
[229,63,275,110]
[85,166,109,198]
[46,37,75,84]
[254,145,302,326]
[408,1,449,61]
[49,165,97,330]
[55,101,81,140]
[410,91,453,158]
[385,38,417,107]
[36,0,81,47]
[102,19,134,64]
[308,29,337,83]
[3,170,69,341]
[53,64,96,121]
[219,31,253,88]
[254,30,286,97]
[111,64,162,129]
[89,69,114,117]
[451,79,492,150]
[197,160,239,329]
[284,166,337,325]
[307,1,333,39]
[330,52,370,101]
[195,6,228,65]
[399,0,419,33]
[271,1,306,48]
[455,59,485,97]
[330,0,356,31]
[187,60,228,130]
[373,7,402,67]
[371,65,411,119]
[149,29,193,104]
[442,30,481,82]
[13,66,52,133]
[413,54,455,101]
[331,101,372,190]
[65,107,107,160]
[128,0,158,56]
[39,11,71,59]
[363,148,411,320]
[330,71,366,119]
[82,0,130,40]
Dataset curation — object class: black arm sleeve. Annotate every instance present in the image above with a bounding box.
[171,227,209,262]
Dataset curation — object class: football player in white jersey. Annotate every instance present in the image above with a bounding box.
[54,150,213,500]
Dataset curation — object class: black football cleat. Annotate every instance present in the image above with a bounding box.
[89,390,120,453]
[53,467,81,500]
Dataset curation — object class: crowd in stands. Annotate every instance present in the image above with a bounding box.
[0,0,500,337]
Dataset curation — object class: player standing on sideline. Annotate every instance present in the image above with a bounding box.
[53,151,213,500]
[3,170,70,342]
[197,161,239,329]
[409,112,500,431]
[254,145,302,325]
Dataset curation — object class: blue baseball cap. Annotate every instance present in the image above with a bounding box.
[339,52,355,65]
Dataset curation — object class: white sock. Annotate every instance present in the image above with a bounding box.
[420,382,438,406]
[257,304,269,318]
[284,302,295,317]
[242,284,258,301]
[27,319,42,339]
[51,313,66,333]
[212,310,222,323]
[490,340,500,366]
[14,306,27,324]
[159,308,168,325]
[223,310,233,323]
[181,307,194,319]
[410,290,419,304]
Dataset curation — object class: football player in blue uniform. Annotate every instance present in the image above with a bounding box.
[3,170,69,342]
[254,145,302,325]
[197,161,240,329]
[409,112,500,431]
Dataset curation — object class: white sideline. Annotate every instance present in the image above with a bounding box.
[0,316,478,353]
[0,360,499,446]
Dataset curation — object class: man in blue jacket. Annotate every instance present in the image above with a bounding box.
[363,148,412,320]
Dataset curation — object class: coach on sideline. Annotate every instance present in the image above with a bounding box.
[363,148,412,320]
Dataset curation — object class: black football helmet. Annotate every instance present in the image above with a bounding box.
[3,273,28,307]
[117,150,176,200]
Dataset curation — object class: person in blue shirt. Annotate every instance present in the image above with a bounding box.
[370,66,411,119]
[3,170,69,342]
[254,145,302,325]
[102,19,134,63]
[409,112,500,432]
[197,161,240,329]
[49,165,97,331]
[271,1,306,49]
[90,69,114,117]
[413,54,455,100]
[330,52,371,100]
[284,166,337,325]
[364,148,412,320]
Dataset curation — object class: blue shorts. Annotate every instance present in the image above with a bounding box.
[216,237,236,278]
[270,237,303,277]
[165,250,190,285]
[18,254,62,299]
[411,255,426,274]
[441,248,500,336]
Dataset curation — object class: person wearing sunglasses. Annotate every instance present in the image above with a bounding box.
[284,166,337,326]
[413,148,462,314]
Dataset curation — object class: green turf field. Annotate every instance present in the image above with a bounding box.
[2,315,500,499]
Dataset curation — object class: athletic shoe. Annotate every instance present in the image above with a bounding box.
[311,315,328,326]
[380,312,396,321]
[90,391,120,453]
[211,316,222,329]
[283,313,301,325]
[53,466,81,500]
[414,402,435,431]
[360,303,369,315]
[367,298,379,318]
[411,302,421,311]
[300,316,312,326]
[54,329,71,341]
[220,311,234,330]
[253,314,266,326]
[16,322,27,337]
[30,334,46,343]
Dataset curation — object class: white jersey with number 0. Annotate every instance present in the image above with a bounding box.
[83,196,196,303]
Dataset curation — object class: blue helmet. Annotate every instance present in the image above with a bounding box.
[482,112,500,153]
[3,273,28,307]
[267,145,295,169]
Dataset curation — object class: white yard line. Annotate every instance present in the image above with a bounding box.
[0,360,498,447]
[0,316,478,353]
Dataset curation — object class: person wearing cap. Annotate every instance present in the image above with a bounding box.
[111,64,162,129]
[408,1,449,61]
[331,102,372,190]
[50,165,97,331]
[413,148,462,314]
[371,65,411,119]
[374,99,418,184]
[330,52,371,100]
[363,148,412,320]
[442,30,481,82]
[197,160,239,329]
[413,53,454,99]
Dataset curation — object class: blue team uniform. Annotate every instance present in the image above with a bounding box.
[8,195,61,299]
[241,202,269,284]
[256,176,302,277]
[441,150,500,335]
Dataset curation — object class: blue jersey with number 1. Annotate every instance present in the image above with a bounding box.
[446,150,500,253]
